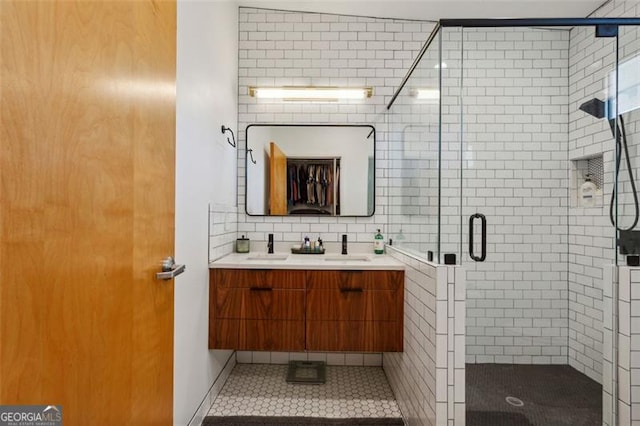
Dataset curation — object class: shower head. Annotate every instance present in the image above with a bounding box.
[579,98,606,119]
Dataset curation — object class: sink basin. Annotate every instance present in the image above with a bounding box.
[246,254,289,261]
[324,255,371,261]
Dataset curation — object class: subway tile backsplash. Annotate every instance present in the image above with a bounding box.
[237,7,432,246]
[209,204,238,262]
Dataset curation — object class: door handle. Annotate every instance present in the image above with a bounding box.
[156,256,186,280]
[469,213,487,262]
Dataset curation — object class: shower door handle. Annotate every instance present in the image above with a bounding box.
[469,213,486,262]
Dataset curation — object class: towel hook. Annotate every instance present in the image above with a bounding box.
[221,125,236,148]
[247,148,257,165]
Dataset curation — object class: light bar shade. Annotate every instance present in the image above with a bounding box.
[248,86,373,101]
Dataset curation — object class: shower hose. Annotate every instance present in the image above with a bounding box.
[609,116,639,231]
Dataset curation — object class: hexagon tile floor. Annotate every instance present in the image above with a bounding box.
[207,364,402,419]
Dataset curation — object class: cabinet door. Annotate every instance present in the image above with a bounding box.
[307,270,402,321]
[306,270,404,352]
[210,269,306,351]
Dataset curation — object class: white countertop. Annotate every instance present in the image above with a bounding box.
[209,252,404,270]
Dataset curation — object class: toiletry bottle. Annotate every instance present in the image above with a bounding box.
[374,229,384,254]
[580,174,597,208]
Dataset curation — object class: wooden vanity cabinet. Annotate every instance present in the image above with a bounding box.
[306,270,404,352]
[209,268,404,352]
[209,269,306,351]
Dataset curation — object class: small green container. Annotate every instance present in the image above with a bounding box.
[236,235,250,253]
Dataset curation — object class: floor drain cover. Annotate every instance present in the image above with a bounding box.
[505,396,524,407]
[286,361,326,384]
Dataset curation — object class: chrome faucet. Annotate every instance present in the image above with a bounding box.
[267,233,274,254]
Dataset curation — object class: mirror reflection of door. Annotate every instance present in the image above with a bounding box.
[269,141,287,215]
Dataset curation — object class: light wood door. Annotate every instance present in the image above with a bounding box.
[269,141,287,215]
[0,1,176,425]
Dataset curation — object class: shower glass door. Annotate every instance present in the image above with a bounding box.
[441,22,623,425]
[611,23,640,425]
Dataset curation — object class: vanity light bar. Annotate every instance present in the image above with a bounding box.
[412,88,440,100]
[248,86,373,101]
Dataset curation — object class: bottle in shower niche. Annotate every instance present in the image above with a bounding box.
[374,229,385,254]
[579,174,598,208]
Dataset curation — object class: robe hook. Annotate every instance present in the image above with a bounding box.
[247,148,257,165]
[221,125,236,148]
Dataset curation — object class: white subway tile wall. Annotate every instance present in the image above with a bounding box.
[568,0,640,384]
[387,26,574,366]
[237,7,433,246]
[384,247,465,425]
[209,204,238,262]
[424,27,572,365]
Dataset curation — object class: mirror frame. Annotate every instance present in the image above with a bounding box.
[244,123,376,217]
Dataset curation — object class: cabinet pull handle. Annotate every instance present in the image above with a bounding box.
[340,287,363,293]
[250,287,272,291]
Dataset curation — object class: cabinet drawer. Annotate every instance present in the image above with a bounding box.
[306,288,397,321]
[306,320,403,352]
[213,269,306,289]
[216,288,304,320]
[306,270,402,291]
[213,319,305,351]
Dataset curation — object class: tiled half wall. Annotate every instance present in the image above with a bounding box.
[385,247,465,425]
[604,265,640,426]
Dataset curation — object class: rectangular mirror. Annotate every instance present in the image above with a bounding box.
[245,124,375,216]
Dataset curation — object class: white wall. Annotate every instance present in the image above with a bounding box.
[175,2,238,425]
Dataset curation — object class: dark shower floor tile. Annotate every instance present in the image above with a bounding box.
[466,364,602,426]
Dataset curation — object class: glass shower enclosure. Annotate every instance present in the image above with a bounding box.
[387,17,640,425]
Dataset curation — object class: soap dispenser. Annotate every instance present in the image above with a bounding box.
[579,173,598,208]
[374,229,385,254]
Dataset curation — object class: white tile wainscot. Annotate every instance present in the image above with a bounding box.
[384,246,465,425]
[603,265,640,426]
